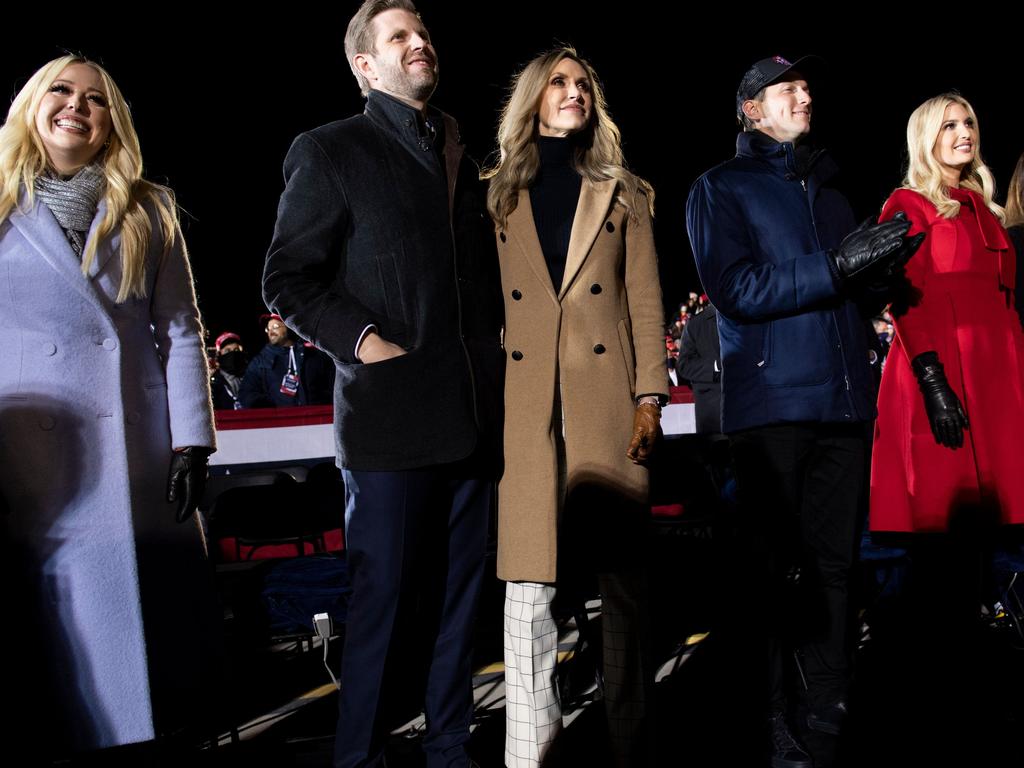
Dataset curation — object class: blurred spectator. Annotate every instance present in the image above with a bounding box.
[666,335,680,385]
[238,315,334,408]
[676,304,722,435]
[210,331,246,410]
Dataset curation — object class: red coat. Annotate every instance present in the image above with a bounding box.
[870,187,1024,532]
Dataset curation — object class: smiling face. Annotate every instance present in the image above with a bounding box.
[932,102,977,187]
[744,77,812,144]
[265,319,292,347]
[537,57,592,138]
[34,63,112,175]
[354,8,437,110]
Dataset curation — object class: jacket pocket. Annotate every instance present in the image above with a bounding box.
[373,249,411,345]
[761,315,833,388]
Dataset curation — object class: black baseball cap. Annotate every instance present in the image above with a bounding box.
[736,55,822,118]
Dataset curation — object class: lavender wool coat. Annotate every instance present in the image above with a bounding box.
[0,191,216,751]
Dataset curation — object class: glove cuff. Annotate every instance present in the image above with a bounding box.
[911,351,943,381]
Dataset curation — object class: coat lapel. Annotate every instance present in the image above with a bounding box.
[84,199,120,280]
[559,178,615,299]
[507,189,559,305]
[7,196,112,317]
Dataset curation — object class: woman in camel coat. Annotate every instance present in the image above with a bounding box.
[484,47,667,768]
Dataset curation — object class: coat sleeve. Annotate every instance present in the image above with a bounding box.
[147,197,217,450]
[263,133,377,364]
[624,194,670,400]
[881,189,935,360]
[686,173,838,322]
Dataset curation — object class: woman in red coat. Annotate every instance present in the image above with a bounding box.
[871,93,1024,534]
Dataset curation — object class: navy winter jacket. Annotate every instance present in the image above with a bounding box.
[238,342,335,408]
[686,131,877,433]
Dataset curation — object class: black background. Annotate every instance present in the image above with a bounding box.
[3,6,1019,352]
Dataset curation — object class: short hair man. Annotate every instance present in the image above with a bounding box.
[686,56,919,767]
[262,2,503,766]
[237,314,335,408]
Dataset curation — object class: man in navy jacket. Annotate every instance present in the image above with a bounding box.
[237,316,335,408]
[687,56,918,767]
[262,2,503,766]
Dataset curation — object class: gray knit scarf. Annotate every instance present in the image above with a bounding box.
[34,165,106,258]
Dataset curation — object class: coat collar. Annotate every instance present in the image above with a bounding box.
[365,90,465,217]
[506,189,557,304]
[7,192,117,317]
[948,186,1014,290]
[736,130,838,190]
[505,177,616,303]
[560,178,615,299]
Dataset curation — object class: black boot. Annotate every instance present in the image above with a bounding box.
[768,710,812,768]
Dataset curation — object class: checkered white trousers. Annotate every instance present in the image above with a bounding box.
[504,581,561,768]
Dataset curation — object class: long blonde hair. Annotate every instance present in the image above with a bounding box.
[482,47,654,229]
[1005,152,1024,229]
[902,93,1004,222]
[0,55,180,302]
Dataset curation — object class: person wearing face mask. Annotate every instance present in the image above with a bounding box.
[686,56,923,767]
[211,331,246,410]
[483,46,667,768]
[0,57,217,756]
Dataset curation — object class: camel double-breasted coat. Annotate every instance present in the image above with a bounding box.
[0,191,217,751]
[495,178,668,583]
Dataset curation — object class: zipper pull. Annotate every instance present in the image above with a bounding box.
[801,179,807,192]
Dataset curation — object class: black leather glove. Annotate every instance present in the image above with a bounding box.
[167,446,212,523]
[829,212,915,282]
[889,226,926,278]
[911,351,969,449]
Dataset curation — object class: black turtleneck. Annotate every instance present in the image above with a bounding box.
[529,135,583,291]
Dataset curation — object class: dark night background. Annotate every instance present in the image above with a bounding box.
[2,8,1019,354]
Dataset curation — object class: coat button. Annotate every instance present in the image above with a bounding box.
[102,338,117,351]
[39,415,55,431]
[512,289,522,300]
[605,221,615,233]
[499,232,507,243]
[43,342,57,356]
[511,350,524,361]
[590,283,602,295]
[127,411,141,425]
[593,344,606,354]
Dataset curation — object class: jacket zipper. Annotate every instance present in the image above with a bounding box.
[801,168,855,402]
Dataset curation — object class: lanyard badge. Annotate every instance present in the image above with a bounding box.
[280,347,300,397]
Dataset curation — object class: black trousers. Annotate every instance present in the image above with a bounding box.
[335,460,492,768]
[725,422,865,712]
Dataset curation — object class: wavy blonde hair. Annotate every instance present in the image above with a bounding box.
[902,93,1004,222]
[482,47,654,229]
[1005,152,1024,229]
[0,55,180,302]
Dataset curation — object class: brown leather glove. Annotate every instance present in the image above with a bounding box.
[626,402,662,464]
